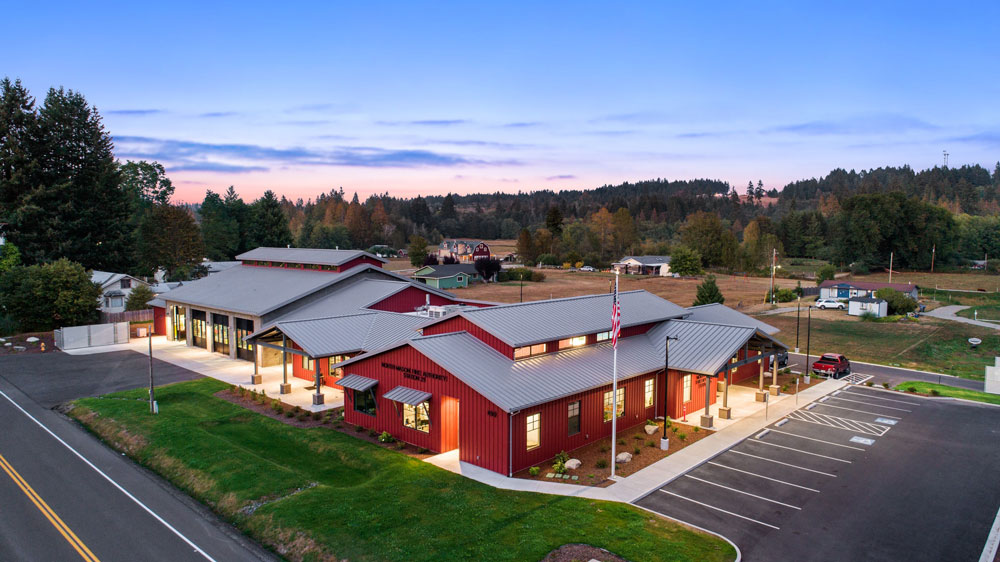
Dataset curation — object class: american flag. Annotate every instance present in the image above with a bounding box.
[611,277,621,348]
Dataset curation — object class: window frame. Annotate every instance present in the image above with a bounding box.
[558,336,587,350]
[603,387,625,422]
[644,378,655,408]
[567,400,581,436]
[402,401,431,433]
[525,413,541,450]
[683,374,692,403]
[353,389,376,416]
[596,331,611,342]
[302,355,314,371]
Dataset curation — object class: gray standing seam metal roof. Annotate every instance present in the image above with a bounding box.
[337,374,378,392]
[246,311,425,358]
[615,255,672,265]
[267,280,415,323]
[336,318,786,413]
[413,264,479,279]
[236,247,387,266]
[418,290,687,348]
[382,386,432,406]
[683,303,780,335]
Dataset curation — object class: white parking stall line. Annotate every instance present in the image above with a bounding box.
[748,439,852,463]
[786,410,890,436]
[841,390,921,406]
[707,462,821,492]
[827,395,912,412]
[765,428,867,451]
[659,490,781,530]
[813,402,902,419]
[684,474,802,510]
[729,450,838,477]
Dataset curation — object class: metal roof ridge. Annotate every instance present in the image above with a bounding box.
[463,289,648,313]
[275,310,379,326]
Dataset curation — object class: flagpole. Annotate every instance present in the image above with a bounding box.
[611,271,619,479]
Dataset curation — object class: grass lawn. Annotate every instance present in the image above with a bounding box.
[70,379,734,562]
[921,288,1000,307]
[763,314,998,379]
[955,304,1000,321]
[779,258,829,275]
[893,381,1000,406]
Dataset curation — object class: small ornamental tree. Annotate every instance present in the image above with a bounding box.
[669,246,703,276]
[816,263,836,285]
[874,288,917,315]
[692,274,725,306]
[408,235,429,267]
[0,259,100,331]
[125,284,155,311]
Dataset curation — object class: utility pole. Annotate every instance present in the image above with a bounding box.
[889,252,894,283]
[769,248,777,304]
[931,244,936,273]
[661,335,678,449]
[805,306,812,380]
[795,298,801,353]
[943,150,949,168]
[148,329,156,414]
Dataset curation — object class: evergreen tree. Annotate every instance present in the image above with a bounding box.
[137,204,205,278]
[545,206,563,236]
[439,193,457,221]
[408,235,429,266]
[125,283,155,311]
[692,274,725,306]
[0,78,37,215]
[199,190,239,260]
[0,259,100,331]
[248,190,292,248]
[516,228,536,264]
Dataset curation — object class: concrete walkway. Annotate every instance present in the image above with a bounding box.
[924,305,1000,330]
[425,377,846,504]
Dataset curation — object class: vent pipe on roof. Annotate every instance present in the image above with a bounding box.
[426,294,430,306]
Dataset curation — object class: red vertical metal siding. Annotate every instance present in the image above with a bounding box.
[367,286,456,313]
[335,256,384,272]
[420,317,514,358]
[730,349,770,384]
[666,370,718,420]
[152,306,167,335]
[620,322,656,337]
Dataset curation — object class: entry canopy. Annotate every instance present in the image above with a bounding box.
[337,374,378,392]
[382,386,432,406]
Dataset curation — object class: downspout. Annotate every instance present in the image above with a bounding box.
[508,410,517,477]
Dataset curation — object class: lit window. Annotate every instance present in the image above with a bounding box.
[683,375,692,402]
[568,401,580,436]
[514,343,547,359]
[302,356,314,371]
[558,336,587,350]
[526,413,540,450]
[603,388,625,422]
[596,331,611,342]
[403,402,430,433]
[644,379,654,408]
[329,355,348,377]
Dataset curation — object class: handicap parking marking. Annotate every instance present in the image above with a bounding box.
[850,436,876,446]
[707,461,821,493]
[683,474,803,510]
[826,394,912,412]
[764,428,867,451]
[746,438,853,463]
[729,450,838,477]
[841,373,873,385]
[786,409,891,436]
[874,417,898,425]
[658,489,781,530]
[841,389,921,406]
[812,401,902,419]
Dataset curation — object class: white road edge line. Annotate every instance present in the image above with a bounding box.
[765,428,866,451]
[659,490,780,530]
[747,439,852,463]
[827,395,912,412]
[684,474,802,510]
[0,389,217,562]
[729,450,837,477]
[841,390,921,406]
[813,402,902,419]
[707,462,820,492]
[980,505,1000,562]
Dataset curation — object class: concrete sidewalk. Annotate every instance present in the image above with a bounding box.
[426,376,847,504]
[925,305,1000,330]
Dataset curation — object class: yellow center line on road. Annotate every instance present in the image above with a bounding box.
[0,452,100,562]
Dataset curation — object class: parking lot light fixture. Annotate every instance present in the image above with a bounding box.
[663,335,678,443]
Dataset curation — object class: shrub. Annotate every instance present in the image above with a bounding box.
[355,425,366,432]
[617,438,626,446]
[781,384,789,392]
[271,400,284,414]
[865,381,874,387]
[647,440,656,448]
[284,409,295,418]
[633,446,641,455]
[334,423,342,429]
[599,445,609,453]
[671,426,679,433]
[395,441,406,450]
[882,382,890,389]
[587,473,595,479]
[537,253,560,266]
[669,246,703,276]
[874,288,918,315]
[859,310,878,322]
[296,412,309,421]
[907,386,917,393]
[418,448,430,454]
[553,450,570,464]
[378,431,394,443]
[693,426,700,433]
[930,389,940,396]
[552,460,567,474]
[368,429,379,438]
[292,405,303,415]
[677,433,687,441]
[312,411,322,421]
[816,263,836,285]
[766,288,798,303]
[595,459,608,469]
[645,419,657,427]
[664,417,672,428]
[529,466,541,476]
[633,435,644,441]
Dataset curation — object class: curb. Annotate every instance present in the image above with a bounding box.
[858,384,1000,409]
[632,503,742,562]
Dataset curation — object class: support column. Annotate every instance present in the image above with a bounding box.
[755,355,768,402]
[700,375,714,428]
[228,317,237,360]
[769,356,781,396]
[280,335,291,394]
[185,306,193,347]
[719,370,732,419]
[312,358,325,406]
[206,314,214,352]
[251,344,262,384]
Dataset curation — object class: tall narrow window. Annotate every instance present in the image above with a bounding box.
[683,375,692,402]
[526,413,540,450]
[567,401,581,436]
[302,356,314,371]
[603,387,625,422]
[644,378,655,408]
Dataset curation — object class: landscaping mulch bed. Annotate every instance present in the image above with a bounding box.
[733,372,821,395]
[542,543,628,562]
[215,387,436,460]
[0,331,55,356]
[513,420,714,486]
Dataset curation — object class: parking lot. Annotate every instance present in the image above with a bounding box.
[636,385,1000,561]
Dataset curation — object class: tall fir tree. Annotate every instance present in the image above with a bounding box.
[692,274,725,306]
[0,78,37,216]
[248,190,292,248]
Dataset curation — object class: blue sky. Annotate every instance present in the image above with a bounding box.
[6,1,1000,202]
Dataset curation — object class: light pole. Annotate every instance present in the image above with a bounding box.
[662,335,678,448]
[148,329,156,414]
[805,306,812,379]
[795,298,801,353]
[769,248,777,304]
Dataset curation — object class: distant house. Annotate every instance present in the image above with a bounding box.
[91,271,150,313]
[818,280,918,301]
[612,255,672,276]
[204,261,240,275]
[848,297,888,318]
[437,239,490,263]
[412,264,481,289]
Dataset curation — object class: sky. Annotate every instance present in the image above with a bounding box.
[6,1,1000,203]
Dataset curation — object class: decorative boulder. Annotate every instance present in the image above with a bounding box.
[3,342,11,347]
[13,346,26,352]
[25,337,39,343]
[565,458,582,470]
[615,452,632,464]
[644,424,659,435]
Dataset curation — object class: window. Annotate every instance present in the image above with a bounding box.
[329,355,348,377]
[526,413,540,450]
[354,389,376,416]
[302,356,314,371]
[108,296,124,308]
[514,343,547,359]
[567,401,580,436]
[644,379,655,408]
[603,387,625,422]
[558,336,587,350]
[120,278,131,289]
[683,375,692,402]
[403,402,430,433]
[596,331,611,342]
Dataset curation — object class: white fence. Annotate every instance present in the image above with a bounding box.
[54,322,130,350]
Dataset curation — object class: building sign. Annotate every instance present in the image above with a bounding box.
[381,362,447,383]
[472,242,491,261]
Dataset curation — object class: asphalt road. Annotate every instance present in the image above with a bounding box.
[637,386,1000,561]
[0,350,276,562]
[784,352,985,391]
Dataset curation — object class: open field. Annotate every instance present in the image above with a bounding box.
[956,304,1000,321]
[851,271,1000,292]
[893,381,1000,406]
[763,312,998,379]
[70,379,735,562]
[451,269,801,307]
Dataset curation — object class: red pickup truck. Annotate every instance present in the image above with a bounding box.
[811,353,851,378]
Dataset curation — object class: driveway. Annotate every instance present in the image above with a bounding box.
[783,353,985,391]
[924,305,1000,330]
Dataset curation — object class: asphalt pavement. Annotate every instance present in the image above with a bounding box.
[0,350,276,562]
[784,352,985,391]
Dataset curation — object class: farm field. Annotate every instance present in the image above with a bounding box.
[852,271,1000,292]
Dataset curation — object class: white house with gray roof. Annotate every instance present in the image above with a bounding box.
[612,255,672,275]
